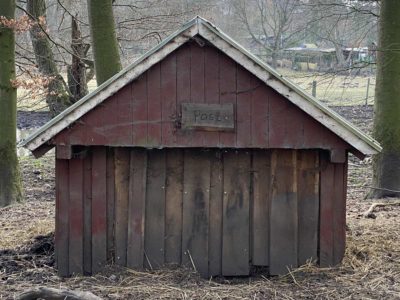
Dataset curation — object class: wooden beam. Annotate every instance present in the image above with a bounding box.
[56,144,72,160]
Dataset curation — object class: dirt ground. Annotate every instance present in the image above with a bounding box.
[1,106,399,299]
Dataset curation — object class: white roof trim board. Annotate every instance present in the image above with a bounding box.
[20,16,381,155]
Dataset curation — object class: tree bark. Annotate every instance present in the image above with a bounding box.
[87,0,122,85]
[27,0,70,117]
[370,0,400,198]
[67,16,91,103]
[0,0,23,207]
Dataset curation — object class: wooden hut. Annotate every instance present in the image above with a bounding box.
[21,17,381,278]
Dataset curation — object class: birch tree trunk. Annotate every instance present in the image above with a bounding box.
[0,0,23,207]
[87,0,121,85]
[370,0,400,198]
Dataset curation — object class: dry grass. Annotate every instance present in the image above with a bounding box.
[279,69,375,106]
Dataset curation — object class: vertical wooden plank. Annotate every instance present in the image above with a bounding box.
[132,74,148,145]
[147,63,162,147]
[83,153,92,274]
[333,162,346,265]
[68,158,84,275]
[269,150,298,275]
[182,150,210,277]
[145,150,166,268]
[90,84,133,145]
[236,65,253,147]
[204,46,220,145]
[165,149,184,264]
[209,150,223,276]
[252,150,271,266]
[297,150,320,265]
[219,55,236,147]
[106,148,115,261]
[269,91,304,148]
[319,151,335,267]
[161,53,177,146]
[127,149,148,269]
[176,44,191,145]
[251,84,269,147]
[55,159,69,277]
[222,151,251,276]
[190,43,207,146]
[114,148,130,266]
[91,147,107,273]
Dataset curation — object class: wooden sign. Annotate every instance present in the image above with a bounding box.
[181,103,235,131]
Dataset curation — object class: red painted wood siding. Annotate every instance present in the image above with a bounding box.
[53,42,349,152]
[55,147,347,277]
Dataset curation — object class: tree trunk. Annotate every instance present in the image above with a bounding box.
[87,0,122,85]
[370,0,400,198]
[67,16,90,103]
[27,0,70,117]
[0,0,23,207]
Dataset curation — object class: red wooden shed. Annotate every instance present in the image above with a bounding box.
[21,17,381,278]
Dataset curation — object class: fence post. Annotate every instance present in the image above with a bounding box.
[365,78,371,106]
[312,80,317,97]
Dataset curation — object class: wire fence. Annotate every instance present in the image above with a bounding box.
[283,70,376,107]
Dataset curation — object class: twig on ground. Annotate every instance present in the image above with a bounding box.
[144,250,153,271]
[363,201,400,218]
[186,249,197,273]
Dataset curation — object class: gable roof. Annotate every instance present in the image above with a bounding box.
[20,16,381,155]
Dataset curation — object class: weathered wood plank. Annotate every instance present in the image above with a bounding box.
[219,54,236,146]
[333,162,346,265]
[165,149,184,264]
[132,74,148,145]
[114,148,130,266]
[58,85,133,146]
[127,149,148,269]
[106,148,115,261]
[83,153,92,274]
[102,85,133,145]
[55,159,69,277]
[208,150,223,277]
[297,150,319,266]
[190,43,206,146]
[252,150,271,266]
[160,53,177,146]
[182,150,210,277]
[145,150,166,268]
[147,63,162,147]
[236,65,253,147]
[56,144,72,160]
[91,147,107,273]
[204,46,220,144]
[269,150,298,275]
[269,89,304,148]
[251,84,269,147]
[176,44,191,145]
[319,151,335,267]
[222,151,251,276]
[68,158,84,275]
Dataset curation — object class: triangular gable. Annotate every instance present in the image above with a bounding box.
[20,17,381,155]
